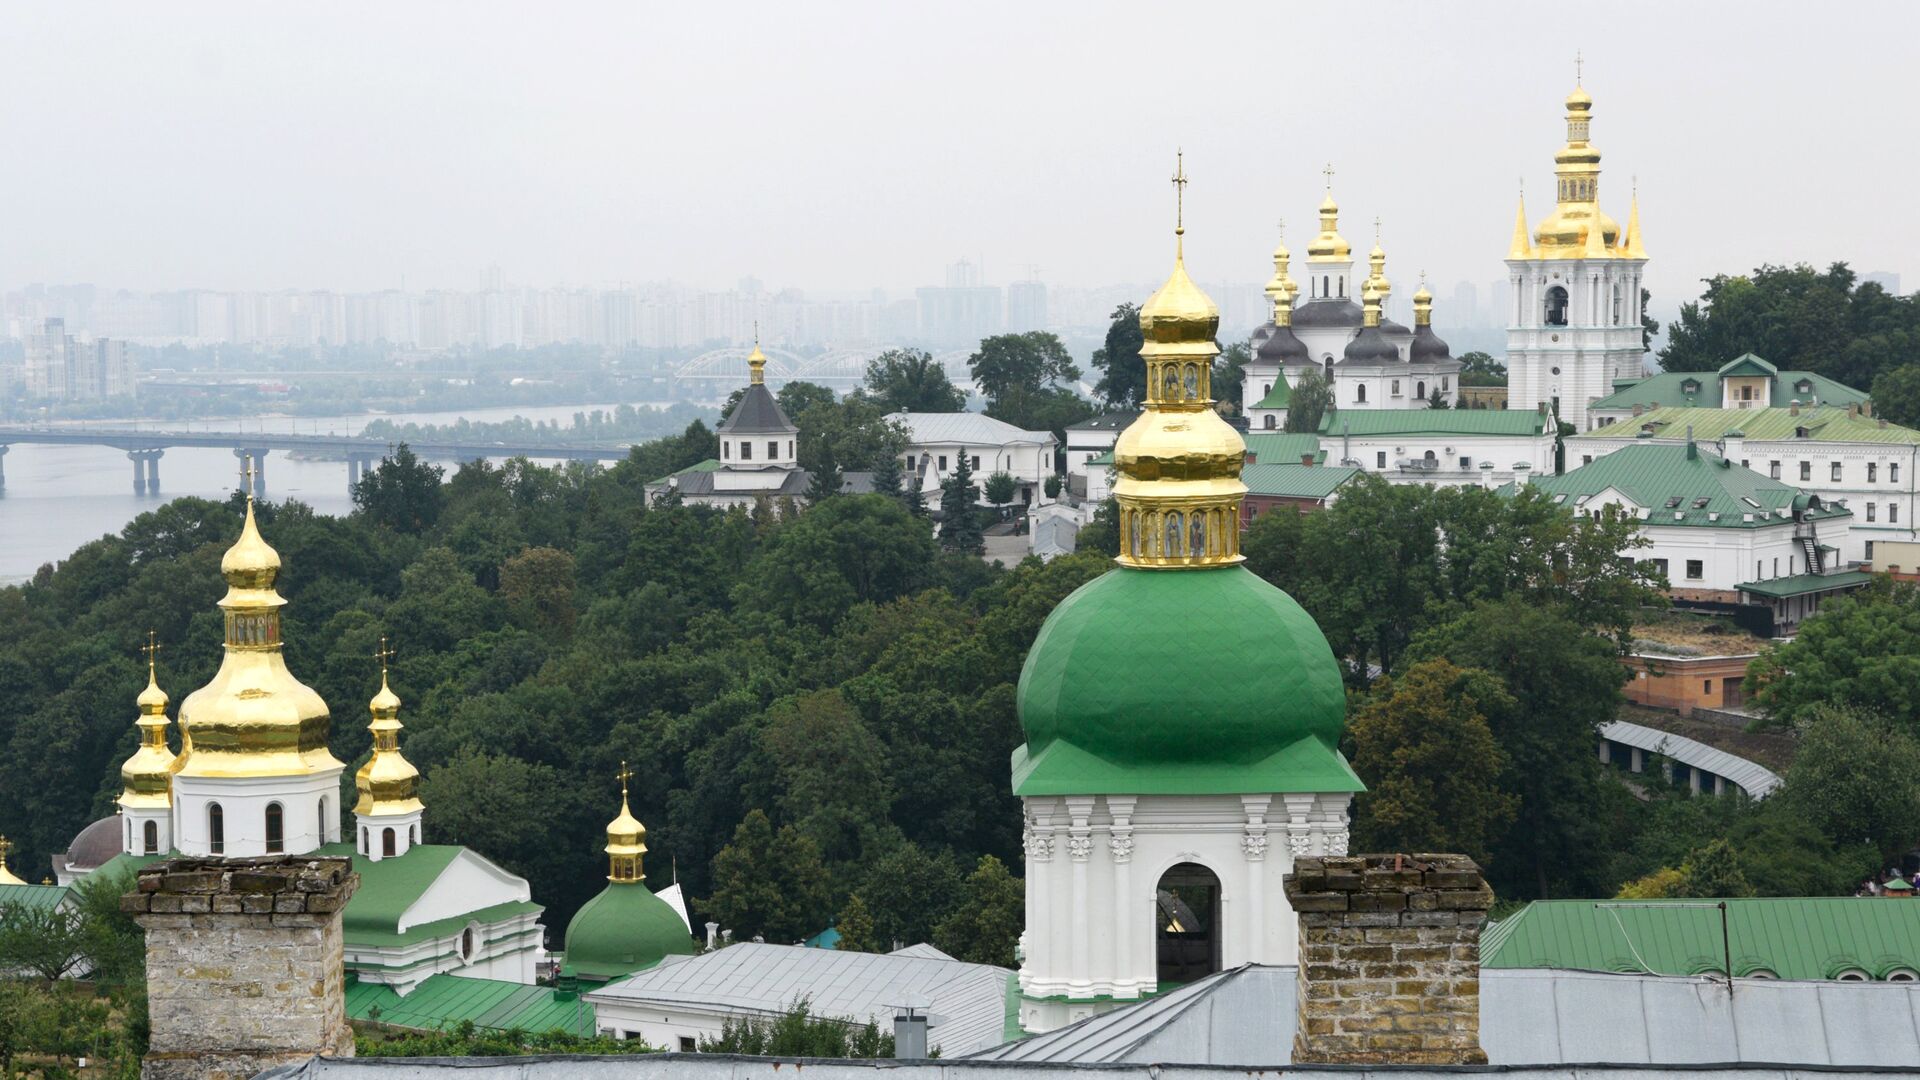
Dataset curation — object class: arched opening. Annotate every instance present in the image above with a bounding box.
[383,827,397,858]
[460,927,476,963]
[1545,286,1569,327]
[1424,450,1438,467]
[1155,862,1223,988]
[1356,384,1367,403]
[411,824,419,845]
[1322,275,1330,298]
[143,820,158,855]
[361,827,369,855]
[1323,357,1334,380]
[208,803,225,855]
[1263,415,1277,429]
[1338,276,1345,298]
[1416,381,1426,400]
[265,803,284,854]
[126,818,134,851]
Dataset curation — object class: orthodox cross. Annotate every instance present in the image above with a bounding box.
[1171,150,1187,236]
[141,629,163,675]
[0,835,11,869]
[1322,162,1335,191]
[1276,218,1286,243]
[372,636,395,678]
[242,453,256,504]
[617,760,633,800]
[1575,51,1584,86]
[1374,216,1382,245]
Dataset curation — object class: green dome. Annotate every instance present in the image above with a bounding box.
[1013,566,1361,796]
[562,883,696,982]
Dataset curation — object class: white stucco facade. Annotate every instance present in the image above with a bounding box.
[172,769,343,858]
[1505,256,1646,433]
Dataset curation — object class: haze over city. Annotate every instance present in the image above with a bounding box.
[3,0,1915,302]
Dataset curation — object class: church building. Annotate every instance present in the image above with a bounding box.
[1012,164,1364,1033]
[1504,75,1649,431]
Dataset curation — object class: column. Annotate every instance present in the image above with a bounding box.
[131,451,148,495]
[1240,795,1272,966]
[146,450,161,493]
[1064,794,1095,992]
[1105,796,1136,994]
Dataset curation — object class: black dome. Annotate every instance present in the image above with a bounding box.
[1292,299,1364,328]
[1409,325,1453,365]
[1255,324,1310,365]
[1342,326,1399,365]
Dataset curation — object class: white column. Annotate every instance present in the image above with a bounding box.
[1105,796,1137,995]
[1240,795,1272,965]
[1064,795,1095,992]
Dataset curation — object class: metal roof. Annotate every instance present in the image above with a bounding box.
[887,412,1054,447]
[718,385,798,435]
[585,942,1014,1056]
[1520,443,1851,529]
[1597,719,1782,797]
[347,974,597,1037]
[1737,569,1878,599]
[1590,362,1869,414]
[0,882,72,912]
[1241,463,1359,501]
[1584,406,1920,446]
[1485,897,1920,982]
[1317,408,1551,437]
[1241,432,1323,465]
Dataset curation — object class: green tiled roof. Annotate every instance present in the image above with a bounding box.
[1592,355,1868,413]
[1086,450,1114,467]
[1242,464,1360,501]
[0,882,72,912]
[1253,371,1291,409]
[1594,406,1920,446]
[1736,569,1878,599]
[1243,432,1324,465]
[1484,897,1920,980]
[1014,566,1362,796]
[348,974,597,1036]
[1518,443,1852,529]
[1317,408,1551,437]
[646,458,723,485]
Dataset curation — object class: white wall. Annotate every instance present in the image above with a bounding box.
[172,770,343,858]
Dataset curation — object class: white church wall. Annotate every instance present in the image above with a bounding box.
[172,770,342,859]
[399,849,533,932]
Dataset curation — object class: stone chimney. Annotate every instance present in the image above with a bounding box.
[1631,403,1643,417]
[124,857,359,1080]
[1301,453,1316,467]
[1284,854,1494,1066]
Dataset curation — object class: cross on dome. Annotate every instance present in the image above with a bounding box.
[371,636,395,677]
[141,629,163,673]
[1171,149,1187,237]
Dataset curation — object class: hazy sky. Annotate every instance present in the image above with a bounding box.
[3,1,1915,307]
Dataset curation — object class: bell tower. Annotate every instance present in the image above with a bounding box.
[1506,67,1648,431]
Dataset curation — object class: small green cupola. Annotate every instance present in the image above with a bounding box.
[561,764,696,983]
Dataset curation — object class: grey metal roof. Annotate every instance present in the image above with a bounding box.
[585,942,1013,1056]
[1291,298,1363,328]
[969,964,1920,1069]
[887,411,1054,447]
[718,385,797,435]
[1600,719,1783,797]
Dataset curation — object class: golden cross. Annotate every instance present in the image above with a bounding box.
[1276,218,1286,243]
[1171,149,1187,235]
[1374,216,1382,245]
[1420,270,1429,289]
[616,760,633,799]
[0,836,11,866]
[242,453,256,504]
[1322,162,1335,191]
[1575,50,1583,86]
[141,629,163,674]
[371,635,395,677]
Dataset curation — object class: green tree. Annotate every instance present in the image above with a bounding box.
[983,471,1017,516]
[1778,705,1920,860]
[1348,660,1519,865]
[1090,303,1145,409]
[1871,365,1920,428]
[761,690,894,864]
[1658,263,1919,389]
[1675,838,1755,898]
[735,496,936,628]
[1641,286,1660,354]
[970,332,1091,438]
[1076,497,1120,557]
[0,901,90,986]
[703,810,833,943]
[1214,339,1250,411]
[1457,351,1507,387]
[938,456,984,555]
[353,443,447,533]
[864,349,966,412]
[859,842,963,948]
[499,546,576,638]
[932,854,1023,967]
[1745,580,1920,726]
[699,1000,893,1058]
[1284,368,1332,433]
[834,894,879,953]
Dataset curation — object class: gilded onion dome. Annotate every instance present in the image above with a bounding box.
[1113,155,1246,570]
[0,837,25,887]
[1306,185,1351,262]
[1363,224,1391,305]
[175,494,343,780]
[354,669,423,818]
[746,336,768,386]
[119,651,177,810]
[604,763,647,884]
[1532,81,1620,258]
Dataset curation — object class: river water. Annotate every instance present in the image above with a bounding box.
[0,402,690,584]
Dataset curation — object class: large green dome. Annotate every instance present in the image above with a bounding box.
[562,883,696,982]
[1012,565,1361,796]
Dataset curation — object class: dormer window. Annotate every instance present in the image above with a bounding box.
[1795,380,1812,394]
[1680,378,1700,395]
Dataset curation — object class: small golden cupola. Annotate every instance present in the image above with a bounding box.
[1306,164,1351,263]
[354,638,424,861]
[0,836,26,886]
[1263,225,1291,320]
[1112,153,1247,570]
[1413,277,1434,326]
[1532,67,1620,258]
[118,633,179,856]
[1363,218,1391,306]
[746,326,768,386]
[604,761,648,884]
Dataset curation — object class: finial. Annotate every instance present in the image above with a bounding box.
[617,760,633,802]
[141,629,163,678]
[0,836,10,862]
[1171,149,1188,238]
[1322,162,1335,191]
[372,635,395,681]
[1373,216,1382,245]
[753,320,760,348]
[241,453,256,509]
[1576,50,1583,86]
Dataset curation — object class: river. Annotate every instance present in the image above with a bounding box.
[0,401,697,584]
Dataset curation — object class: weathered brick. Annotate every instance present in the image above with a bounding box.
[1350,892,1407,913]
[1290,890,1350,912]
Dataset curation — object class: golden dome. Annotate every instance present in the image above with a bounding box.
[120,660,178,810]
[604,763,648,883]
[354,671,422,818]
[1566,85,1593,110]
[1306,190,1351,262]
[175,501,342,781]
[0,837,24,887]
[1139,249,1220,353]
[1529,81,1621,259]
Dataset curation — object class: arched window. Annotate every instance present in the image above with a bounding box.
[265,803,284,854]
[1156,863,1223,987]
[318,797,329,844]
[126,818,134,851]
[1424,450,1438,466]
[1356,385,1367,403]
[208,803,225,855]
[1322,275,1330,298]
[1129,512,1142,558]
[1263,415,1277,430]
[460,927,476,962]
[383,827,397,858]
[361,827,369,855]
[1339,276,1345,298]
[143,820,158,855]
[1323,358,1334,380]
[1416,381,1426,400]
[1545,286,1569,327]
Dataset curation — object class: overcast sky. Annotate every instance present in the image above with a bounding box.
[3,0,1914,306]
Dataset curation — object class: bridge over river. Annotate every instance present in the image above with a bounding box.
[0,427,633,497]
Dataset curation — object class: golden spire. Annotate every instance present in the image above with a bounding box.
[1621,178,1648,259]
[120,631,177,810]
[1508,184,1535,259]
[0,836,24,887]
[747,323,767,386]
[1361,282,1383,328]
[1364,217,1390,305]
[1113,155,1246,570]
[1264,220,1297,322]
[1307,163,1351,262]
[175,470,341,784]
[354,637,422,820]
[1413,272,1434,328]
[1531,71,1618,258]
[604,761,647,884]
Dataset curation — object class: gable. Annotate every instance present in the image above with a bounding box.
[399,848,533,933]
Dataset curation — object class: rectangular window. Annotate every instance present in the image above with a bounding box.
[722,441,730,460]
[1868,502,1877,522]
[1773,557,1779,576]
[971,455,981,470]
[1647,557,1670,583]
[1799,461,1811,481]
[768,441,779,459]
[1392,380,1401,395]
[1893,503,1901,523]
[1756,559,1763,580]
[1832,461,1843,482]
[1703,679,1714,694]
[1459,456,1471,470]
[679,1038,697,1053]
[1869,463,1879,482]
[1583,455,1593,466]
[1894,463,1902,483]
[1377,451,1387,469]
[740,442,752,461]
[938,455,948,471]
[1770,461,1781,479]
[1867,540,1876,560]
[1686,559,1703,580]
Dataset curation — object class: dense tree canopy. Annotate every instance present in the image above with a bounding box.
[863,348,966,413]
[1284,369,1332,433]
[1745,579,1920,726]
[1658,262,1918,389]
[1090,303,1145,409]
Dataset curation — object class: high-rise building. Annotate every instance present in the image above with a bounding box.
[23,318,132,401]
[1007,280,1048,332]
[1504,78,1647,431]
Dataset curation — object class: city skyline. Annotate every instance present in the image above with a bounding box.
[3,2,1916,307]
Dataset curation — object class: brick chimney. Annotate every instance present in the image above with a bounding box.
[1301,453,1316,467]
[125,857,359,1080]
[1284,854,1493,1066]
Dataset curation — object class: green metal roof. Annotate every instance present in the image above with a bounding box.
[1519,443,1852,529]
[1736,569,1878,599]
[317,843,462,935]
[1592,357,1867,413]
[1242,463,1360,501]
[1253,370,1291,409]
[1086,450,1114,467]
[1592,406,1920,446]
[647,458,723,485]
[348,974,597,1036]
[562,881,697,982]
[0,882,72,912]
[1317,408,1551,437]
[1014,566,1362,796]
[1242,432,1324,465]
[1483,897,1920,980]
